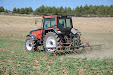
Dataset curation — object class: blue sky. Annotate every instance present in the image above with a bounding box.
[0,0,113,11]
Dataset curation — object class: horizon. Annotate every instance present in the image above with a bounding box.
[0,0,113,11]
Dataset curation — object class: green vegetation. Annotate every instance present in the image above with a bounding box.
[13,7,33,14]
[0,39,113,74]
[13,5,113,16]
[0,6,4,12]
[0,4,113,16]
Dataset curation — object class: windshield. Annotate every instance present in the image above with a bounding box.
[44,18,55,29]
[57,18,72,28]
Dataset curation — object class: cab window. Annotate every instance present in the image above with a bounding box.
[44,18,55,29]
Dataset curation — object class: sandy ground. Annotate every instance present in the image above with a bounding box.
[0,15,113,59]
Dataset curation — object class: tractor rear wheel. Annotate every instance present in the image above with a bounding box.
[25,37,37,52]
[43,32,60,54]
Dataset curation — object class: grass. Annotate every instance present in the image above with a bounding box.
[0,39,113,75]
[0,15,113,74]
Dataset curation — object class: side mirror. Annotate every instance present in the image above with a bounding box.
[42,19,43,22]
[35,19,38,26]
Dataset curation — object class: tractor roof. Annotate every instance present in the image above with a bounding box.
[43,15,72,18]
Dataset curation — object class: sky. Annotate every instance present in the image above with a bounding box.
[0,0,113,11]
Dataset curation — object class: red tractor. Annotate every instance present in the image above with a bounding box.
[25,15,82,54]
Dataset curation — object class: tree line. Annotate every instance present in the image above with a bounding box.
[0,5,113,17]
[0,6,10,13]
[13,7,33,14]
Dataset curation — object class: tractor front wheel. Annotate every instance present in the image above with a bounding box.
[25,37,37,52]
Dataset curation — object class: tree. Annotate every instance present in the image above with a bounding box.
[64,7,67,15]
[83,4,89,15]
[0,6,4,12]
[44,6,49,15]
[52,6,57,15]
[24,8,28,14]
[4,9,8,13]
[71,9,75,15]
[20,8,25,14]
[24,7,33,14]
[75,6,80,16]
[48,6,52,14]
[29,7,33,13]
[67,7,72,15]
[89,5,96,15]
[59,6,64,15]
[109,5,113,16]
[96,5,105,16]
[104,6,109,16]
[56,7,60,15]
[13,7,17,13]
[38,5,45,15]
[34,8,40,15]
[17,8,20,13]
[79,5,84,16]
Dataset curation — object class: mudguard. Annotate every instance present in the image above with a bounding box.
[26,34,37,40]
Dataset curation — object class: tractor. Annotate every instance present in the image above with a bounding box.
[25,15,83,54]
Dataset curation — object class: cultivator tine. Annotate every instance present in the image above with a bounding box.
[45,42,104,55]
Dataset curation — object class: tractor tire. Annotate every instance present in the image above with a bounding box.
[25,37,37,52]
[43,32,60,54]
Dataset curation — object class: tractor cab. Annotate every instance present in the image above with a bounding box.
[43,15,72,28]
[42,15,73,35]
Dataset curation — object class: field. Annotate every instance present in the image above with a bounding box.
[0,15,113,74]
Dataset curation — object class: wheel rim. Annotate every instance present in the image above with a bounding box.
[26,40,33,51]
[46,36,56,52]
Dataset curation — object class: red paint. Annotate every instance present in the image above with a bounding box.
[55,18,57,25]
[31,30,43,39]
[59,42,72,46]
[44,16,51,18]
[44,15,57,18]
[59,42,64,46]
[65,43,72,45]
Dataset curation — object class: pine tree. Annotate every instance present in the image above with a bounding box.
[0,6,4,12]
[13,7,17,13]
[17,8,20,13]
